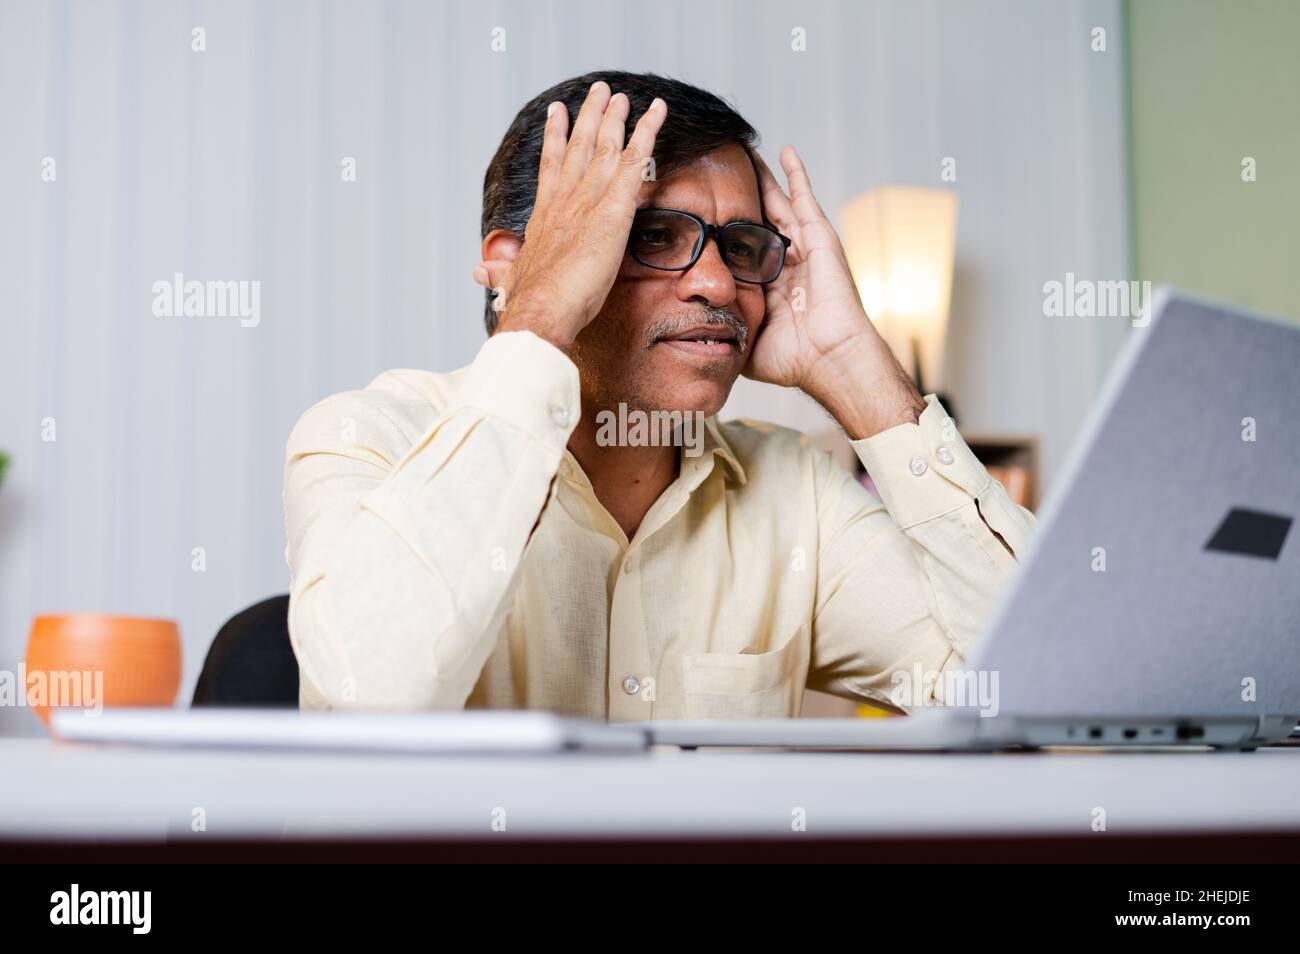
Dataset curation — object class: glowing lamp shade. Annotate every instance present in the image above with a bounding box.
[840,187,959,393]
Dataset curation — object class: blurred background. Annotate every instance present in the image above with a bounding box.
[0,0,1296,734]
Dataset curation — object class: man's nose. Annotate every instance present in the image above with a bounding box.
[674,237,737,308]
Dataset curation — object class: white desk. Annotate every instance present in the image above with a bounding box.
[2,739,1297,861]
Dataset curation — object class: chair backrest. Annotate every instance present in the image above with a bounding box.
[192,594,298,707]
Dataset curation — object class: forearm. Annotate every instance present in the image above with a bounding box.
[291,466,545,710]
[808,445,1030,706]
[850,393,1037,588]
[286,332,580,709]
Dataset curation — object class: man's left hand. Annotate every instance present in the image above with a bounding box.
[745,146,926,439]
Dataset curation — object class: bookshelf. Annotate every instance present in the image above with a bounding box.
[961,434,1040,511]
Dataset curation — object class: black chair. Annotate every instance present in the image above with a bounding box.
[192,594,299,707]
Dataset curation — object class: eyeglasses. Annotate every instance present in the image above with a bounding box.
[627,208,792,284]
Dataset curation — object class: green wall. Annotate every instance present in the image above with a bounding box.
[1126,0,1300,320]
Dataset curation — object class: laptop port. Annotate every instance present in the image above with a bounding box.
[1123,728,1138,739]
[1089,726,1103,739]
[1176,724,1205,740]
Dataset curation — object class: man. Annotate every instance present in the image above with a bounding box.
[283,70,1036,720]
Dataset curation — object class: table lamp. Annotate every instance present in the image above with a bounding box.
[840,186,959,414]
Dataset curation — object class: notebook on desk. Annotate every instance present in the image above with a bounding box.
[50,707,649,755]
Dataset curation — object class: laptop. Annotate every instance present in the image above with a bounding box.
[51,708,650,755]
[637,289,1300,751]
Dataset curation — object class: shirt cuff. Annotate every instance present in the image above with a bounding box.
[453,330,581,451]
[850,394,991,529]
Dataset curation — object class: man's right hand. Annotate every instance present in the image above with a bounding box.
[474,81,667,354]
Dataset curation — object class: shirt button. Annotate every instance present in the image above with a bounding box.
[936,445,955,465]
[622,676,641,695]
[908,455,928,476]
[622,555,635,574]
[550,405,570,428]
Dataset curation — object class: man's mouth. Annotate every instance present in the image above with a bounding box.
[654,324,742,357]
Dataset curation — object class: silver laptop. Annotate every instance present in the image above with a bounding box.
[51,708,650,754]
[639,289,1300,751]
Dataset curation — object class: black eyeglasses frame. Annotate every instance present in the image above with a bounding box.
[627,207,793,285]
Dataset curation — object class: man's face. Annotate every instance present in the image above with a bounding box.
[569,143,766,416]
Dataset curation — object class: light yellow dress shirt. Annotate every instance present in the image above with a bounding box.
[283,330,1037,721]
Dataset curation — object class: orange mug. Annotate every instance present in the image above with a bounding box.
[24,614,182,727]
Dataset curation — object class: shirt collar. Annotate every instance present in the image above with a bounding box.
[700,415,747,485]
[557,414,747,489]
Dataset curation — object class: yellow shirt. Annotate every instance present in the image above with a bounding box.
[283,331,1036,720]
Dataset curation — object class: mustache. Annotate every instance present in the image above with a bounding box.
[643,308,749,352]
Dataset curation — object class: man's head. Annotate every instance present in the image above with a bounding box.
[481,71,768,417]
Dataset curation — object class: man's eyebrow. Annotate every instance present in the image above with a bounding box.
[723,193,767,224]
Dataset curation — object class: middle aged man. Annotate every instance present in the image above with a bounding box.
[283,71,1036,720]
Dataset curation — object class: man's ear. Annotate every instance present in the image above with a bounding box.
[481,228,523,264]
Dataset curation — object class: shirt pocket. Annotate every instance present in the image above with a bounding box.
[679,624,809,719]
